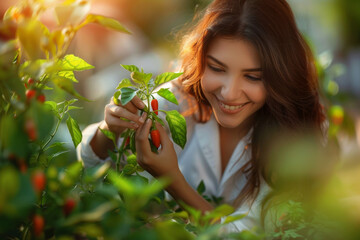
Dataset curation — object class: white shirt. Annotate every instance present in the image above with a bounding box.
[77,82,269,233]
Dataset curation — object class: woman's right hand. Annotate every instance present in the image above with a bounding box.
[90,96,146,159]
[103,96,147,136]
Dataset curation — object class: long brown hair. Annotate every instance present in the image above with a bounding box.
[178,0,326,207]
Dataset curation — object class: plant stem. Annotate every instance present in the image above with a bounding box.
[36,116,62,163]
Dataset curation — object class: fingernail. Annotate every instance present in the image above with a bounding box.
[139,112,147,123]
[146,118,151,124]
[133,123,139,128]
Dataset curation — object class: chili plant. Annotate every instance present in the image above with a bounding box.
[100,64,187,172]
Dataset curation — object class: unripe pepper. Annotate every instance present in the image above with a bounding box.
[150,128,161,148]
[151,99,158,115]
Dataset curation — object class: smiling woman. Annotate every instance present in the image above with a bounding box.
[78,0,326,234]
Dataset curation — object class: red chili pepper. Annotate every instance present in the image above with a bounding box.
[151,99,158,115]
[25,118,37,141]
[32,214,44,237]
[26,89,36,100]
[150,128,161,148]
[63,198,76,217]
[37,94,45,103]
[31,170,46,193]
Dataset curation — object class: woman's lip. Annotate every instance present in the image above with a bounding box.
[218,100,249,114]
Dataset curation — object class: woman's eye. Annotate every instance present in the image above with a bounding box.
[245,75,262,81]
[208,64,224,72]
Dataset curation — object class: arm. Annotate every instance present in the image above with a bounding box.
[135,119,213,214]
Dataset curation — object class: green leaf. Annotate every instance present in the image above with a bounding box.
[81,14,131,34]
[52,76,91,101]
[121,64,139,72]
[120,87,137,106]
[58,71,78,82]
[122,164,137,175]
[223,214,247,224]
[116,78,133,90]
[196,180,206,195]
[165,110,187,149]
[99,128,117,147]
[127,154,137,165]
[131,71,152,85]
[66,115,82,148]
[58,54,94,71]
[113,91,121,105]
[154,72,183,86]
[157,88,178,105]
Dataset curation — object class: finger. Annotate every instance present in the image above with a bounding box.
[155,122,172,148]
[135,118,152,154]
[111,97,138,114]
[131,96,146,110]
[105,114,139,130]
[107,104,144,124]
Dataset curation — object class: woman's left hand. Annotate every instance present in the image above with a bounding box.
[135,119,181,180]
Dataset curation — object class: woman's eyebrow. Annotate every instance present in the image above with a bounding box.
[207,55,227,68]
[243,68,262,72]
[207,55,262,72]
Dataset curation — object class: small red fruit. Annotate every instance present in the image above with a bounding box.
[25,118,37,141]
[37,94,45,103]
[63,198,76,217]
[32,214,44,237]
[28,78,35,85]
[26,89,36,100]
[150,129,161,148]
[151,99,159,115]
[31,170,46,193]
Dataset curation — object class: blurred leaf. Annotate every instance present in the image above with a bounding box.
[17,19,48,60]
[79,14,131,34]
[52,76,91,101]
[0,115,29,158]
[55,0,90,26]
[157,88,178,105]
[58,54,94,71]
[223,213,247,224]
[98,128,116,147]
[131,71,152,85]
[154,72,183,86]
[155,220,194,240]
[58,71,78,82]
[165,110,187,149]
[116,78,133,90]
[121,64,139,72]
[66,115,82,148]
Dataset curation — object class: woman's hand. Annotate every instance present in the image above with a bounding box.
[135,119,181,180]
[103,96,147,136]
[90,96,146,159]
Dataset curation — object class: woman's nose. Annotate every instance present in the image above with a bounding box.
[221,75,243,101]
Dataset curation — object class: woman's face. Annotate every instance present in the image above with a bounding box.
[201,37,266,131]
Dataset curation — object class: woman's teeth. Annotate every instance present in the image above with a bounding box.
[220,102,247,110]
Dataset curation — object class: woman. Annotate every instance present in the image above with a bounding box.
[78,0,325,232]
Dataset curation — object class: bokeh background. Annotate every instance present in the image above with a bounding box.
[1,0,359,163]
